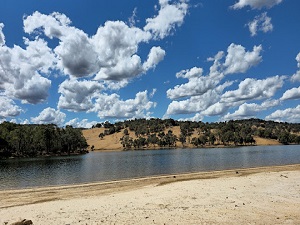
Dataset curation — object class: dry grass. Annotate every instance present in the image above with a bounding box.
[253,136,281,145]
[82,128,123,151]
[82,127,282,151]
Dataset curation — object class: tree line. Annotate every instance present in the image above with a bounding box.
[93,118,300,150]
[0,122,88,159]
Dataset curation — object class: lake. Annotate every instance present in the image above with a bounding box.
[0,145,300,190]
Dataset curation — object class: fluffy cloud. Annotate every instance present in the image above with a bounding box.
[207,51,225,79]
[65,118,97,128]
[166,67,217,100]
[25,13,149,81]
[142,46,166,71]
[231,0,283,10]
[176,67,204,79]
[202,102,230,117]
[166,88,224,115]
[0,23,5,46]
[24,11,105,78]
[206,44,262,79]
[58,79,103,112]
[297,52,300,68]
[24,4,184,82]
[0,96,23,118]
[0,1,192,123]
[168,72,285,120]
[0,33,56,103]
[223,44,262,75]
[92,21,152,80]
[92,91,156,119]
[144,0,188,39]
[280,86,300,100]
[12,74,51,104]
[291,53,300,82]
[223,103,260,121]
[55,33,100,77]
[185,113,204,122]
[266,105,300,123]
[291,71,300,82]
[222,99,280,121]
[24,11,71,38]
[247,12,273,36]
[31,107,66,125]
[11,3,189,121]
[166,43,263,116]
[221,76,285,103]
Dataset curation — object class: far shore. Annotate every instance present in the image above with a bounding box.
[91,143,283,152]
[1,164,300,224]
[82,127,282,152]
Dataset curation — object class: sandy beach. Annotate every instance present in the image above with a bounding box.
[1,164,300,225]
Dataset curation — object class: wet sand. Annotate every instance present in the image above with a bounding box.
[1,164,300,224]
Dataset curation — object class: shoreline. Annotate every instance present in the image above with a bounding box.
[92,142,282,152]
[1,164,299,209]
[1,164,300,224]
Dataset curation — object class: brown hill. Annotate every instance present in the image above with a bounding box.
[253,136,281,145]
[82,128,123,151]
[82,127,281,151]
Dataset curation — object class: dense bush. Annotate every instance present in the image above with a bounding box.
[0,122,88,159]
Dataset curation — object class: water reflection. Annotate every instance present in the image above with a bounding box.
[0,145,299,190]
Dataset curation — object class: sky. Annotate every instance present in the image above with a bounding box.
[0,0,300,128]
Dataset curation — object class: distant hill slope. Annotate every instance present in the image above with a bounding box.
[82,125,282,151]
[82,128,123,151]
[82,118,300,151]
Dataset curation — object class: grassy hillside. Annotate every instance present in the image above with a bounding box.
[82,118,295,151]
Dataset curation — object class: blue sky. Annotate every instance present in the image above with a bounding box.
[1,0,300,127]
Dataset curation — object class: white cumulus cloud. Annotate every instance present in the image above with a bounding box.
[291,71,300,82]
[144,0,188,39]
[31,107,66,125]
[23,12,167,82]
[266,105,300,123]
[297,52,300,68]
[1,1,192,122]
[92,91,156,119]
[176,67,204,79]
[24,11,104,78]
[291,53,300,82]
[0,96,23,118]
[166,74,217,100]
[0,32,56,104]
[222,99,280,121]
[23,7,184,83]
[143,46,166,71]
[58,79,103,112]
[65,118,97,128]
[280,86,300,101]
[165,43,263,117]
[223,44,262,75]
[231,0,283,10]
[92,20,151,80]
[221,76,285,103]
[0,23,5,46]
[247,12,273,36]
[166,88,224,115]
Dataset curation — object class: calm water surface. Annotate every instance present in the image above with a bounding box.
[0,145,299,190]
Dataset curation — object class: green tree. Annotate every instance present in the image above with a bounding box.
[278,132,290,145]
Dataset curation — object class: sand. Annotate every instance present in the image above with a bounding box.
[1,164,300,225]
